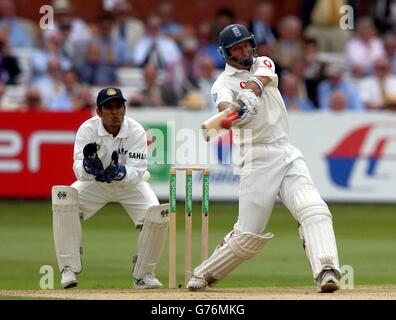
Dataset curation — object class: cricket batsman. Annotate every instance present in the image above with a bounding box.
[188,24,341,293]
[52,87,169,289]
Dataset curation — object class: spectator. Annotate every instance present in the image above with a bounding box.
[78,41,117,86]
[248,1,276,47]
[101,0,121,11]
[368,0,396,33]
[23,87,44,111]
[180,36,198,83]
[211,7,235,42]
[0,27,20,84]
[195,56,217,110]
[345,17,386,77]
[301,0,354,52]
[31,31,72,83]
[0,0,34,48]
[44,70,86,111]
[195,21,224,69]
[47,70,78,111]
[317,63,364,111]
[328,90,348,112]
[74,84,95,111]
[180,56,217,110]
[133,13,182,69]
[33,58,68,111]
[111,0,145,50]
[133,13,184,99]
[56,16,88,67]
[44,0,92,58]
[288,57,310,103]
[95,15,131,67]
[256,41,272,57]
[281,73,315,112]
[359,57,396,110]
[383,33,396,73]
[303,38,325,107]
[158,0,185,43]
[63,69,78,93]
[271,16,304,72]
[129,64,178,107]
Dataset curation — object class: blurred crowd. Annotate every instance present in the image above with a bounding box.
[0,0,396,112]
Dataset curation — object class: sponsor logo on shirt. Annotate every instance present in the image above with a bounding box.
[129,152,147,160]
[118,147,147,160]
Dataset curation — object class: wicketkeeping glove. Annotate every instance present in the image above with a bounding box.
[83,142,104,177]
[97,151,126,183]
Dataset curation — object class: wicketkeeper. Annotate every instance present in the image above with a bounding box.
[52,87,169,289]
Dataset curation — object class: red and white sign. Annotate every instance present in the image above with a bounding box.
[0,111,91,198]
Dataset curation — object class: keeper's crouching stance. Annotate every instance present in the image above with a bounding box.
[187,24,340,293]
[52,87,169,289]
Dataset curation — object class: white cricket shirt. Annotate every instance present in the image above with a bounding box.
[73,116,148,184]
[211,56,289,146]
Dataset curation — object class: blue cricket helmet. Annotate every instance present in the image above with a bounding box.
[218,24,257,66]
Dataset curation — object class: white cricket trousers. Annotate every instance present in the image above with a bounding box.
[236,141,318,233]
[71,180,159,225]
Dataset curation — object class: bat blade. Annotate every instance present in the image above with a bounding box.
[201,101,243,141]
[201,109,229,141]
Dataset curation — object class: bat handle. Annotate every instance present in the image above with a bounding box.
[229,100,245,112]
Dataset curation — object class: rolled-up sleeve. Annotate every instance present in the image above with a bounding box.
[253,57,279,87]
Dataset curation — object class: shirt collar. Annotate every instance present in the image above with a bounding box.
[98,118,129,138]
[224,63,250,76]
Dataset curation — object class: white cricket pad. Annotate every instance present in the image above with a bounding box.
[294,184,340,278]
[133,203,170,279]
[193,231,273,285]
[52,186,82,273]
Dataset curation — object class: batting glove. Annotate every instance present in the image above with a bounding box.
[235,89,258,124]
[237,89,258,114]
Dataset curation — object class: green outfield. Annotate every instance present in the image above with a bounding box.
[0,201,395,290]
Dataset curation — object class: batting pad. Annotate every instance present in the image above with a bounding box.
[193,231,273,285]
[133,203,170,279]
[294,184,340,278]
[52,186,82,273]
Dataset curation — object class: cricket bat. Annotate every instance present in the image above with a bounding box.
[201,100,244,141]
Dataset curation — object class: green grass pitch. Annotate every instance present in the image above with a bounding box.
[0,201,395,289]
